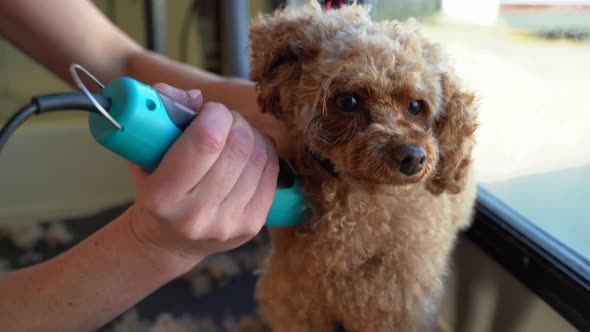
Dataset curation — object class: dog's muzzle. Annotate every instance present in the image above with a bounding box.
[391,144,426,176]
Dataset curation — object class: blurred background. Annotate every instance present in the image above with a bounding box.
[0,0,588,331]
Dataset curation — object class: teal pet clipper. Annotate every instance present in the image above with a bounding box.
[84,74,306,227]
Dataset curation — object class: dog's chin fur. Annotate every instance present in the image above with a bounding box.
[248,1,479,331]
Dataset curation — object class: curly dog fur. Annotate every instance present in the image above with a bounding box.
[248,2,479,331]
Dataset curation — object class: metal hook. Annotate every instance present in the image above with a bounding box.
[69,63,123,130]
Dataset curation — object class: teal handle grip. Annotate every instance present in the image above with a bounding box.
[89,77,306,227]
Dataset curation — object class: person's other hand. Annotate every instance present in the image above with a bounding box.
[127,83,279,264]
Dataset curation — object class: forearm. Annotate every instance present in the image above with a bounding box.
[0,207,199,331]
[126,50,250,109]
[0,0,225,87]
[0,1,239,88]
[0,0,290,151]
[0,0,142,86]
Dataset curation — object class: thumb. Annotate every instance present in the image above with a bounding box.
[153,83,203,111]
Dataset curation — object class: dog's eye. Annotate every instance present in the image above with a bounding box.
[408,100,424,116]
[334,94,360,113]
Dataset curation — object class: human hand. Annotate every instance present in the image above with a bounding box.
[127,83,279,265]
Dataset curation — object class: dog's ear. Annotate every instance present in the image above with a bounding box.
[248,4,324,120]
[426,71,478,195]
[249,3,373,120]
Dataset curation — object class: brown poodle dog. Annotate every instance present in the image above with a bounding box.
[248,2,478,331]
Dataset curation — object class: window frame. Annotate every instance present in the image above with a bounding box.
[466,186,590,330]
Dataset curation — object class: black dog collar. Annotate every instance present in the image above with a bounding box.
[305,145,340,179]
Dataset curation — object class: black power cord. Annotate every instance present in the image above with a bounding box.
[0,93,111,153]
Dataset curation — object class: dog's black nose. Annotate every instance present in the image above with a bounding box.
[392,144,426,176]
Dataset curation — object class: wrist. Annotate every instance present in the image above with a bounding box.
[123,205,205,277]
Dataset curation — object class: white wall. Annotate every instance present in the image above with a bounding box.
[0,113,134,226]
